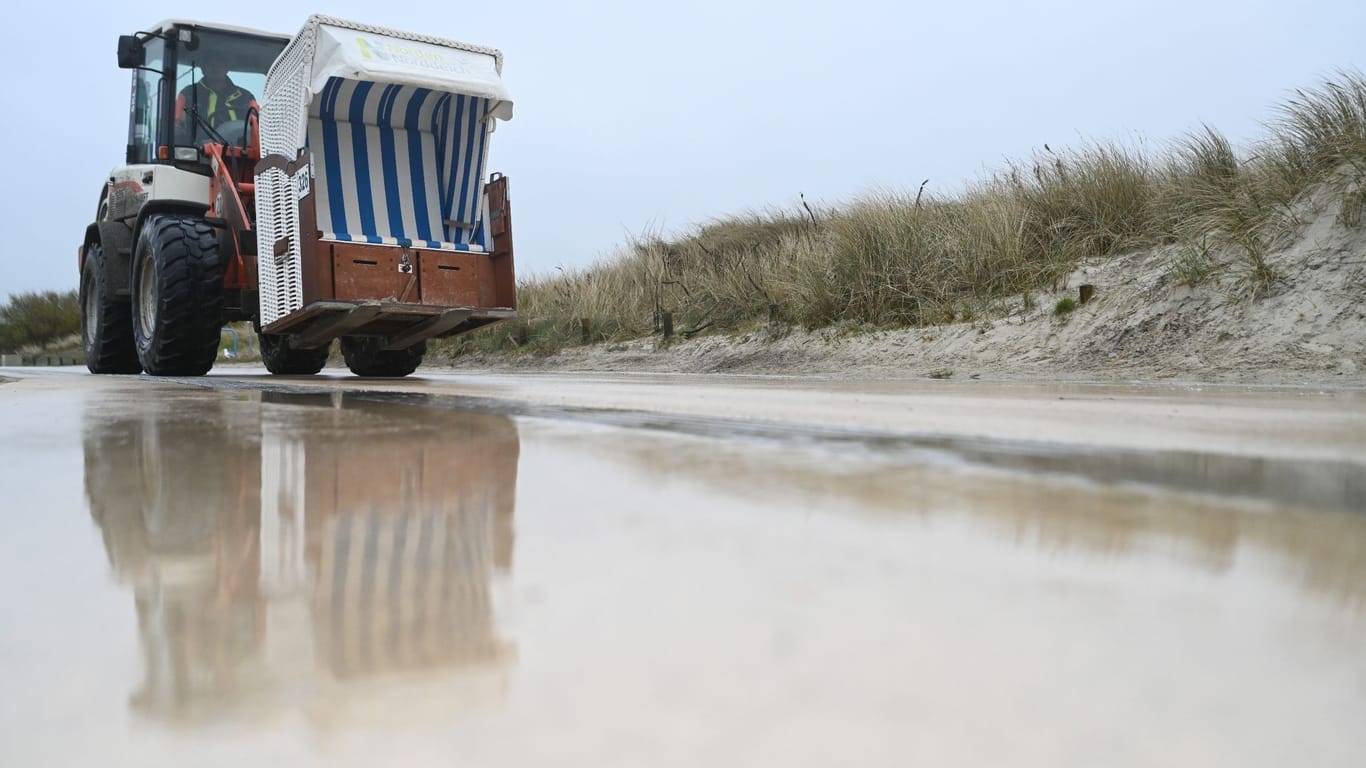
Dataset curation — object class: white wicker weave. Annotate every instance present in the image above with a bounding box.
[255,22,313,325]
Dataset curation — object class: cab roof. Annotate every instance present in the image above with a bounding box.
[143,19,291,42]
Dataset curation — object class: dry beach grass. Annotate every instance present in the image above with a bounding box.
[438,71,1366,366]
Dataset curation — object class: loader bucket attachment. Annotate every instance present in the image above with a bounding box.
[254,16,515,346]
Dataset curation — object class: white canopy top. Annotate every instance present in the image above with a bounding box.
[300,16,513,121]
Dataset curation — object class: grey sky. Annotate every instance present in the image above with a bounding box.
[3,0,1362,298]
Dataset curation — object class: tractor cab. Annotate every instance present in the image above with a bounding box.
[118,21,289,168]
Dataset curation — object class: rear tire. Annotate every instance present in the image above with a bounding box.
[131,215,224,376]
[340,337,426,377]
[81,241,141,374]
[260,333,330,375]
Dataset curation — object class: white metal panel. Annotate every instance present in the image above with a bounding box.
[109,164,210,207]
[148,165,210,203]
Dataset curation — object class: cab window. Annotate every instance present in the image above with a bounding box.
[126,37,165,165]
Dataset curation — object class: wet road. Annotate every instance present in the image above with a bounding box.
[1,368,1365,766]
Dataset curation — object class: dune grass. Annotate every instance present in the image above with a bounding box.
[442,71,1366,356]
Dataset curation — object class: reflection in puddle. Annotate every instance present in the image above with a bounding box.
[295,388,1366,512]
[8,378,1356,765]
[82,391,519,723]
[602,430,1366,608]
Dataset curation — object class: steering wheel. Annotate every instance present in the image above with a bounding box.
[212,119,250,147]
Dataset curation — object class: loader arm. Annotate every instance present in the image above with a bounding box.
[204,139,259,294]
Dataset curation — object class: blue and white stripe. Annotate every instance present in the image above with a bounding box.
[308,77,492,251]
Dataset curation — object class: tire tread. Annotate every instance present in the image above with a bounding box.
[340,337,425,377]
[133,216,224,376]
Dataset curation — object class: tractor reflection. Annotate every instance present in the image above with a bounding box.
[82,390,519,724]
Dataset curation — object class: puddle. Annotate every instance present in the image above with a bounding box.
[0,379,1363,766]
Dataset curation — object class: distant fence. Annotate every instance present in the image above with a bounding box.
[0,354,85,367]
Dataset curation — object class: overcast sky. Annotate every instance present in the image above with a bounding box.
[2,0,1362,298]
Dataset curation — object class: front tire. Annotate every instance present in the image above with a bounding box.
[81,241,141,374]
[340,337,426,377]
[131,215,224,376]
[260,333,330,375]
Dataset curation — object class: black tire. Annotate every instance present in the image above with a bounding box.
[81,241,141,374]
[260,332,330,375]
[340,337,426,377]
[131,215,224,376]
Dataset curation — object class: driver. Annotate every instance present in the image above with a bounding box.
[174,52,258,143]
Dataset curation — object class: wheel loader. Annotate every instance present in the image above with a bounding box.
[78,15,516,377]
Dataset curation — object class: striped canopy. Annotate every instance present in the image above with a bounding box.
[308,76,492,251]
